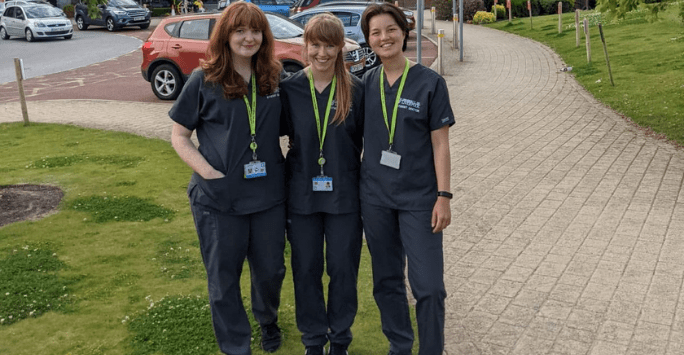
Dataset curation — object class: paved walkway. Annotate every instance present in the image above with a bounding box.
[2,16,684,355]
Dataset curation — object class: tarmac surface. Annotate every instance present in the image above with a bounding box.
[2,14,684,355]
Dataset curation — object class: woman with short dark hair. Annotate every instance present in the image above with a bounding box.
[169,2,286,354]
[360,3,454,355]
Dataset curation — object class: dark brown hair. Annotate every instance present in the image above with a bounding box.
[202,2,282,99]
[360,3,409,52]
[303,13,353,124]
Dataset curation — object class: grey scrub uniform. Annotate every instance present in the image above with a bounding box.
[169,69,286,355]
[360,63,454,355]
[280,71,364,348]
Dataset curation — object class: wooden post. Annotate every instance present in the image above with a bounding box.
[558,2,562,33]
[583,18,591,62]
[507,0,511,22]
[494,0,497,18]
[528,0,532,29]
[598,23,614,86]
[575,10,580,47]
[395,0,398,6]
[13,58,30,127]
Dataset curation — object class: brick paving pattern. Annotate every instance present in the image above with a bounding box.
[1,16,683,355]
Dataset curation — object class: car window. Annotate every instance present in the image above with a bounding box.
[252,0,276,4]
[178,18,211,40]
[293,13,315,25]
[4,7,14,17]
[24,6,64,18]
[266,13,303,39]
[15,7,24,18]
[333,11,359,27]
[164,22,178,35]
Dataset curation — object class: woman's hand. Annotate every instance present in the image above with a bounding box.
[431,197,451,233]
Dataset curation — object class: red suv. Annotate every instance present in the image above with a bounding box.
[141,12,365,100]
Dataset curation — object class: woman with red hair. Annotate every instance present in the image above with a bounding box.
[169,2,286,354]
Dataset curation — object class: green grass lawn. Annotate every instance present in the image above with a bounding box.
[487,6,684,146]
[0,123,415,355]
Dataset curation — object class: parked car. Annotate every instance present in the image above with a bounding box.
[74,0,151,32]
[316,0,415,30]
[290,5,382,69]
[0,2,73,41]
[218,0,292,16]
[140,12,365,100]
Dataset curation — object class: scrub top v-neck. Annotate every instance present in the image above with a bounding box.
[280,70,364,215]
[360,63,455,211]
[169,69,285,215]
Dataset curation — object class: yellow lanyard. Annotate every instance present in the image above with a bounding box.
[380,58,410,150]
[308,69,336,168]
[242,73,258,160]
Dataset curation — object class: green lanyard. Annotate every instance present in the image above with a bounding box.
[380,58,410,150]
[242,74,258,160]
[308,68,336,169]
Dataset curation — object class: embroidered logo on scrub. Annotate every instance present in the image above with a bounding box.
[398,98,421,113]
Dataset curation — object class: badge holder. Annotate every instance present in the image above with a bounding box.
[312,154,333,192]
[244,138,267,179]
[380,145,401,170]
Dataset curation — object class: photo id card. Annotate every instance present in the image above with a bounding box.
[312,176,333,192]
[380,150,401,169]
[244,161,267,179]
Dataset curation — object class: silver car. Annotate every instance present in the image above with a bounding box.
[0,3,73,42]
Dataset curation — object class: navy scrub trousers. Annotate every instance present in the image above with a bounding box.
[280,71,365,349]
[360,63,455,355]
[170,70,287,355]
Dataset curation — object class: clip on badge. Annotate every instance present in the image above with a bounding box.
[380,150,401,169]
[244,161,267,179]
[312,176,333,191]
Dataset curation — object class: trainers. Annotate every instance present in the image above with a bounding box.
[305,345,325,355]
[328,343,348,355]
[261,323,281,352]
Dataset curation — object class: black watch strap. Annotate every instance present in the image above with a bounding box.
[437,191,453,199]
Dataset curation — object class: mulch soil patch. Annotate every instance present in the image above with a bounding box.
[0,184,63,227]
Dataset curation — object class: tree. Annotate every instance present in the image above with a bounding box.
[596,0,682,21]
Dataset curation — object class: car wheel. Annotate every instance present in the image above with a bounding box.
[0,27,9,40]
[139,23,150,30]
[151,64,183,100]
[106,17,116,32]
[283,63,303,74]
[25,28,34,42]
[361,44,380,69]
[64,34,72,39]
[76,15,88,30]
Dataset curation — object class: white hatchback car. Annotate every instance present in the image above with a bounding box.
[0,3,73,42]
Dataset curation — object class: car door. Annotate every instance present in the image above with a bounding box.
[2,7,15,35]
[11,7,25,36]
[92,3,106,26]
[166,18,214,75]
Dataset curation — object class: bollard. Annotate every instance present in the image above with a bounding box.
[558,2,562,33]
[453,14,458,49]
[584,18,591,62]
[575,10,580,47]
[494,0,497,18]
[507,0,511,22]
[13,58,30,126]
[437,29,444,75]
[431,6,436,34]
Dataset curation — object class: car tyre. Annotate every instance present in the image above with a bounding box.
[139,23,150,30]
[106,17,116,32]
[0,27,9,40]
[64,34,73,39]
[76,15,88,30]
[25,28,34,42]
[361,44,380,69]
[151,64,183,100]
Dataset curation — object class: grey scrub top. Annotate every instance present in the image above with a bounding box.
[360,63,455,211]
[169,69,285,215]
[280,71,364,215]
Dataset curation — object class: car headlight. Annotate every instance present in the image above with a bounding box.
[112,10,126,15]
[35,21,46,27]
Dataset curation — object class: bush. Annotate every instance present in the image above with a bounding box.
[508,0,574,17]
[433,0,485,21]
[473,10,496,23]
[151,7,171,16]
[62,4,74,18]
[491,3,506,18]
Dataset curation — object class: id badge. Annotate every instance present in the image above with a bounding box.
[380,150,401,169]
[312,176,333,192]
[244,161,267,179]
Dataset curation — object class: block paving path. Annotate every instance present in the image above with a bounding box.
[2,17,684,355]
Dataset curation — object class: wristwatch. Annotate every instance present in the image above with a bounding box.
[437,191,453,199]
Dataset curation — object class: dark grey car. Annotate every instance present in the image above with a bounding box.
[74,0,151,32]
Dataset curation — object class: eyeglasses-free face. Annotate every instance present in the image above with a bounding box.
[228,27,263,62]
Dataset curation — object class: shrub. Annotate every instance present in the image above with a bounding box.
[433,0,454,20]
[473,10,496,23]
[151,7,171,16]
[464,0,487,20]
[433,0,485,21]
[62,4,74,18]
[491,3,506,18]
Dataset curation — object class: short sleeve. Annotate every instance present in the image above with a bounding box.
[168,70,204,131]
[428,76,455,131]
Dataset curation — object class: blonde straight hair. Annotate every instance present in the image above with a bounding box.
[303,13,353,124]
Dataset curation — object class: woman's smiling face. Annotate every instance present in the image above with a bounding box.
[367,13,405,61]
[228,26,263,62]
[307,40,341,74]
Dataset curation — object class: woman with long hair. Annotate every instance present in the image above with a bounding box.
[169,2,286,354]
[280,13,364,355]
[359,3,454,355]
